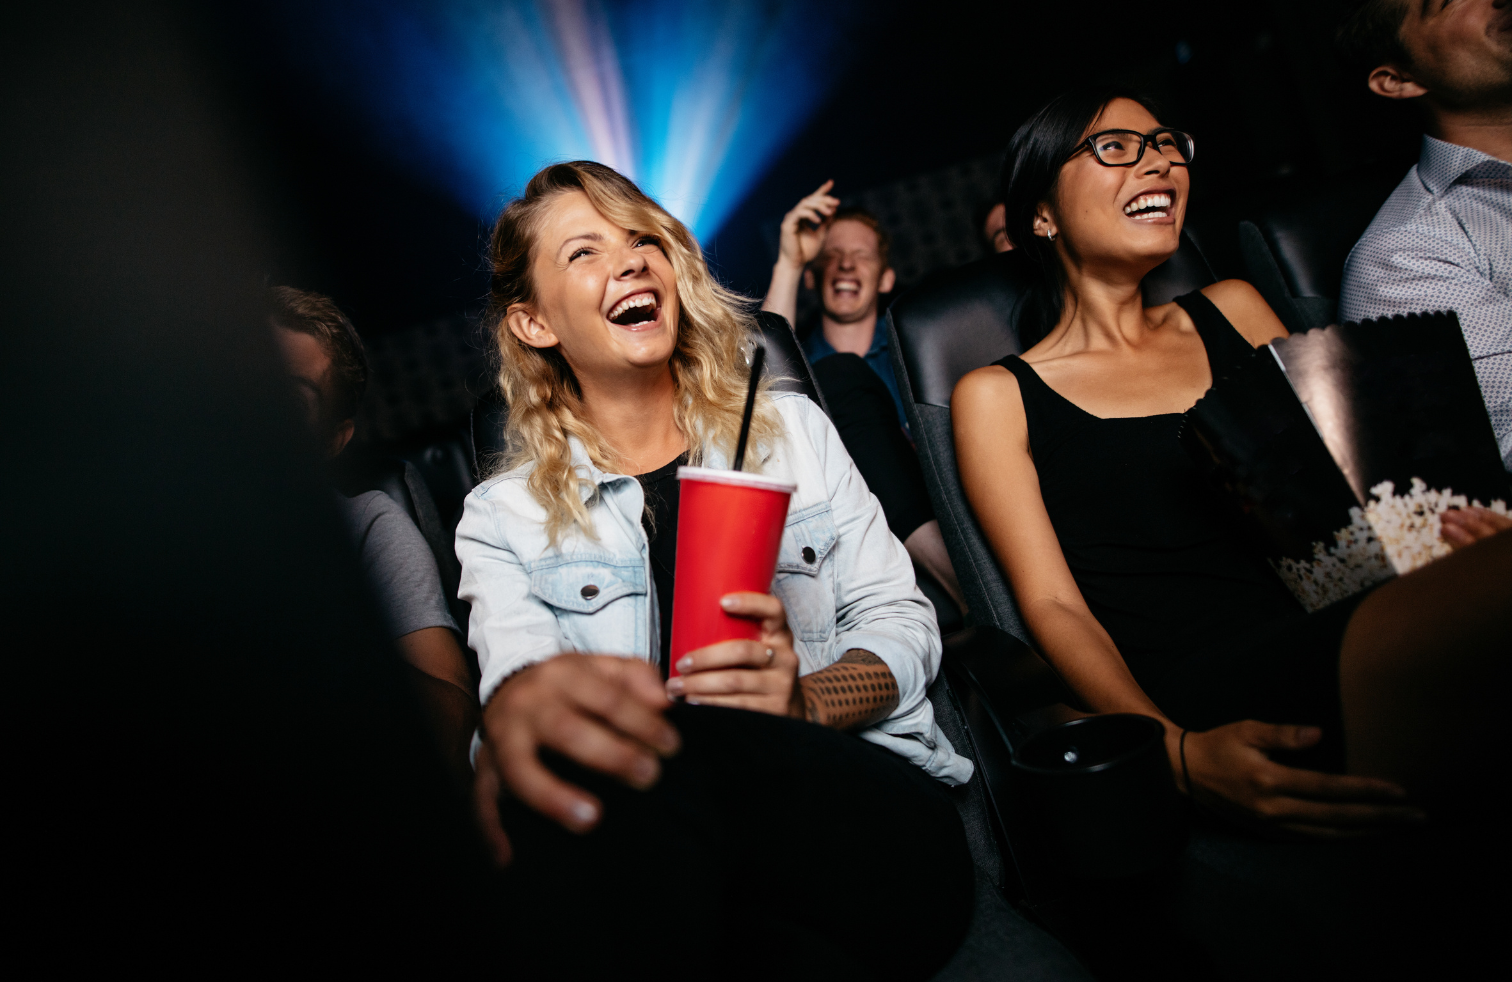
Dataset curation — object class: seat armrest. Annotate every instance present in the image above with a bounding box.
[941,626,1080,904]
[942,626,1077,751]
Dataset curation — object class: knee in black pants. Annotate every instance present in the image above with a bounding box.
[494,705,974,981]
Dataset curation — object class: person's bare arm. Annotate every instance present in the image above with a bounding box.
[762,180,838,326]
[396,626,478,776]
[953,368,1164,718]
[952,365,1421,834]
[904,519,967,613]
[795,649,900,731]
[1200,279,1289,346]
[397,625,473,692]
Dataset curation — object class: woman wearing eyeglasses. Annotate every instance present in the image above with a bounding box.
[954,86,1511,834]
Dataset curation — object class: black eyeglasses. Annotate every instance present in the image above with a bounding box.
[1072,128,1195,167]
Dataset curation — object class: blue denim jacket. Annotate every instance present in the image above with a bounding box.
[456,392,972,784]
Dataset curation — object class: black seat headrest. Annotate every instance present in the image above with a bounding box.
[756,309,828,414]
[1239,166,1404,333]
[892,251,1035,409]
[893,231,1215,408]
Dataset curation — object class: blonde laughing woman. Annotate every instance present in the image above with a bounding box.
[454,162,1034,981]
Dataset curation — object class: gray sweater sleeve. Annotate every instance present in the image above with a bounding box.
[339,491,459,640]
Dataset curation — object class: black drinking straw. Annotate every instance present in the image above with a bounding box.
[731,343,765,471]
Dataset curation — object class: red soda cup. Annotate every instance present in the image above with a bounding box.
[668,466,796,677]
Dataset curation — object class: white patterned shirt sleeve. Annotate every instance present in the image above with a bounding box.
[1339,136,1512,469]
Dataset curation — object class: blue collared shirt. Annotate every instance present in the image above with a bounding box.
[1340,135,1512,469]
[802,315,911,431]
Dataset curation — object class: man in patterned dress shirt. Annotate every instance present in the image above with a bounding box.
[1337,0,1512,468]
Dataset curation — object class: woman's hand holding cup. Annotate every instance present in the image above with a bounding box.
[666,592,804,719]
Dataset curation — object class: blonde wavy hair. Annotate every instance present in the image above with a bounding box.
[487,161,782,543]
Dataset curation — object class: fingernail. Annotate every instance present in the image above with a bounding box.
[719,595,737,610]
[631,756,658,788]
[569,800,598,829]
[666,676,684,696]
[676,656,693,673]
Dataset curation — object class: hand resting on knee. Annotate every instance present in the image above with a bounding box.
[474,654,681,866]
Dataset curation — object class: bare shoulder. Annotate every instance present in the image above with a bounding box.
[1200,279,1288,347]
[953,363,1029,452]
[952,362,1021,413]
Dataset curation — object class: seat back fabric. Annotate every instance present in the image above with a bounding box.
[1239,167,1403,333]
[757,310,830,414]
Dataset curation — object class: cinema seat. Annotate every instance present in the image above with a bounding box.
[756,310,830,411]
[1238,165,1404,333]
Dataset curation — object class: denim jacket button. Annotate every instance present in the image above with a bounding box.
[580,584,600,600]
[801,546,816,564]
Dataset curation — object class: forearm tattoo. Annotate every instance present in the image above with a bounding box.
[799,650,900,731]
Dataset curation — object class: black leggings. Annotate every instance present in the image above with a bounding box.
[496,704,975,981]
[812,354,934,542]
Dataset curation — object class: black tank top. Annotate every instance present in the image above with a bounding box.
[995,291,1301,680]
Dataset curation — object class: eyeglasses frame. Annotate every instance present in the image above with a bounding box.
[1070,127,1195,168]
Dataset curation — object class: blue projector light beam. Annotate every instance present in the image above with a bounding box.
[268,0,858,241]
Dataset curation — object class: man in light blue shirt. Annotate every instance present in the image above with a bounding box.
[1336,0,1512,468]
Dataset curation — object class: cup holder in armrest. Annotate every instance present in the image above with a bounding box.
[1012,714,1187,880]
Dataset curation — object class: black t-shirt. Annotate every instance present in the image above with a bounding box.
[636,452,688,677]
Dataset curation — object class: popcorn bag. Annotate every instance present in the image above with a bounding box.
[1180,311,1509,612]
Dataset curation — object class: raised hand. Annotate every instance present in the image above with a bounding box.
[777,179,840,271]
[1179,720,1425,838]
[474,653,681,866]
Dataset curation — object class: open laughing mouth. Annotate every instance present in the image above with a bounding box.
[607,290,660,327]
[831,278,861,297]
[1123,190,1174,221]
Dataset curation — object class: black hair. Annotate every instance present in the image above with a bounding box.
[999,85,1162,345]
[1335,0,1412,81]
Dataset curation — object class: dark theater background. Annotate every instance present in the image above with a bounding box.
[227,0,1419,461]
[5,1,1489,969]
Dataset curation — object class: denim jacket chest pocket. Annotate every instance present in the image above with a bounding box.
[526,552,648,656]
[774,501,839,643]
